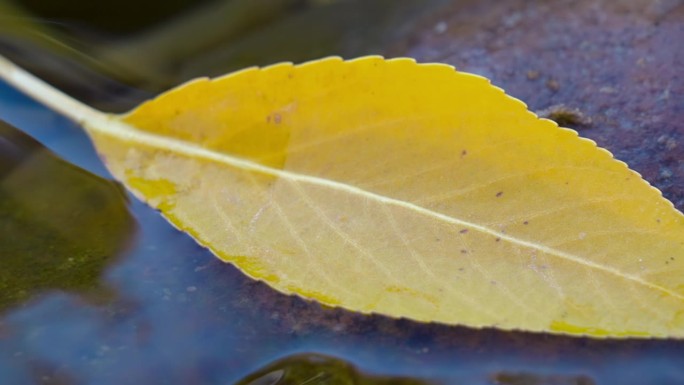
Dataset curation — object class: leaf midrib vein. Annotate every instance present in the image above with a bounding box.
[92,115,684,303]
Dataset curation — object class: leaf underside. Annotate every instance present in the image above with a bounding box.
[84,56,684,338]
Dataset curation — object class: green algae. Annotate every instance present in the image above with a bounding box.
[0,120,133,311]
[236,353,436,385]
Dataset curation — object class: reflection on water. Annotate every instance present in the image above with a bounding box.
[0,120,133,312]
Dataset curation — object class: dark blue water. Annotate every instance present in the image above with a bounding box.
[2,78,684,385]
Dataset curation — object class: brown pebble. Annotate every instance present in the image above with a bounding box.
[546,79,560,92]
[537,104,592,127]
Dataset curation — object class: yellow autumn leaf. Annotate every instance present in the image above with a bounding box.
[2,55,683,338]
